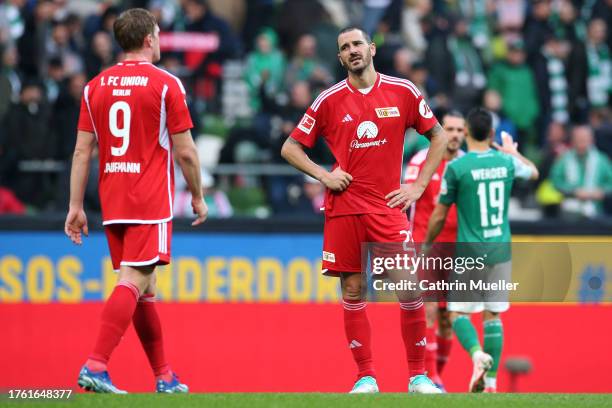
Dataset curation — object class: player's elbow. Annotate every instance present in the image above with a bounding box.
[280,139,295,162]
[72,145,92,163]
[530,167,540,181]
[175,145,198,166]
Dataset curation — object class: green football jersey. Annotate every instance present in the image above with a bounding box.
[439,149,528,263]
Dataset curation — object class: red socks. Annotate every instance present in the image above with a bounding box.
[86,281,140,372]
[400,298,427,378]
[436,334,453,374]
[132,294,171,381]
[343,299,375,379]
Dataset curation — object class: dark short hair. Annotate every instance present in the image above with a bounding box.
[443,109,464,120]
[113,8,157,53]
[337,26,371,48]
[466,107,493,141]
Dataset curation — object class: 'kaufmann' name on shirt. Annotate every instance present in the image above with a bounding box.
[104,162,141,174]
[470,167,507,181]
[100,76,149,87]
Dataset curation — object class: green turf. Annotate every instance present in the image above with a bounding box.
[3,393,612,408]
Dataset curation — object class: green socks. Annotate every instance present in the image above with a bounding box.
[452,315,481,356]
[483,318,504,378]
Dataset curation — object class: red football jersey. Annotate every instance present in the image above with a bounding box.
[290,73,438,217]
[78,61,193,225]
[404,148,461,242]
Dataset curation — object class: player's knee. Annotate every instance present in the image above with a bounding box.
[483,310,501,321]
[341,282,363,301]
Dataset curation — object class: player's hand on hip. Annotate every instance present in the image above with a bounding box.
[64,208,88,245]
[386,184,424,212]
[191,197,208,226]
[321,167,353,192]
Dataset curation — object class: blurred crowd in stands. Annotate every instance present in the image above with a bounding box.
[0,0,611,219]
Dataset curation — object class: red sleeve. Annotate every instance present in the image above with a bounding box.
[407,94,438,135]
[289,104,325,148]
[165,77,193,135]
[77,86,94,133]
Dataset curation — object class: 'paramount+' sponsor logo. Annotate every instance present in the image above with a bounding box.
[351,121,387,149]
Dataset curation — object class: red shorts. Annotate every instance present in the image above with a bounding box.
[104,222,172,271]
[322,213,411,275]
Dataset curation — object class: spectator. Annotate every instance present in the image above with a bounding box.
[0,80,54,209]
[484,89,517,144]
[550,125,612,217]
[523,0,554,61]
[284,33,333,90]
[0,44,21,120]
[400,0,430,57]
[0,0,26,47]
[46,19,83,75]
[532,34,571,129]
[44,56,65,104]
[302,175,325,214]
[85,31,115,79]
[585,18,611,111]
[174,168,233,218]
[445,14,487,114]
[536,121,569,217]
[53,72,86,160]
[244,27,286,111]
[559,0,590,122]
[17,0,57,78]
[487,39,540,145]
[540,121,569,181]
[363,0,393,37]
[180,0,241,68]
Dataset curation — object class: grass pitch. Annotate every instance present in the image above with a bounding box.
[4,393,611,408]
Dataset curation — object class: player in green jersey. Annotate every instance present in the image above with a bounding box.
[424,108,538,393]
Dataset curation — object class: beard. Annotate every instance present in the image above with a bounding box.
[343,51,372,74]
[447,139,462,154]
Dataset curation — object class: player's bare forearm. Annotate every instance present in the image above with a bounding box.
[513,151,539,180]
[280,137,328,181]
[425,203,450,244]
[415,123,448,190]
[281,137,353,192]
[69,131,96,209]
[172,130,203,200]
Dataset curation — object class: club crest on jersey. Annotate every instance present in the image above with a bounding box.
[375,107,400,118]
[418,99,433,119]
[356,121,379,139]
[298,113,316,134]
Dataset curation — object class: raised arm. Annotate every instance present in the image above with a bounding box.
[493,131,539,180]
[65,131,96,245]
[171,130,207,225]
[281,136,353,192]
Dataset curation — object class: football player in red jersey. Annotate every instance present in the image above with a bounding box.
[281,27,448,394]
[404,110,466,390]
[65,8,207,393]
